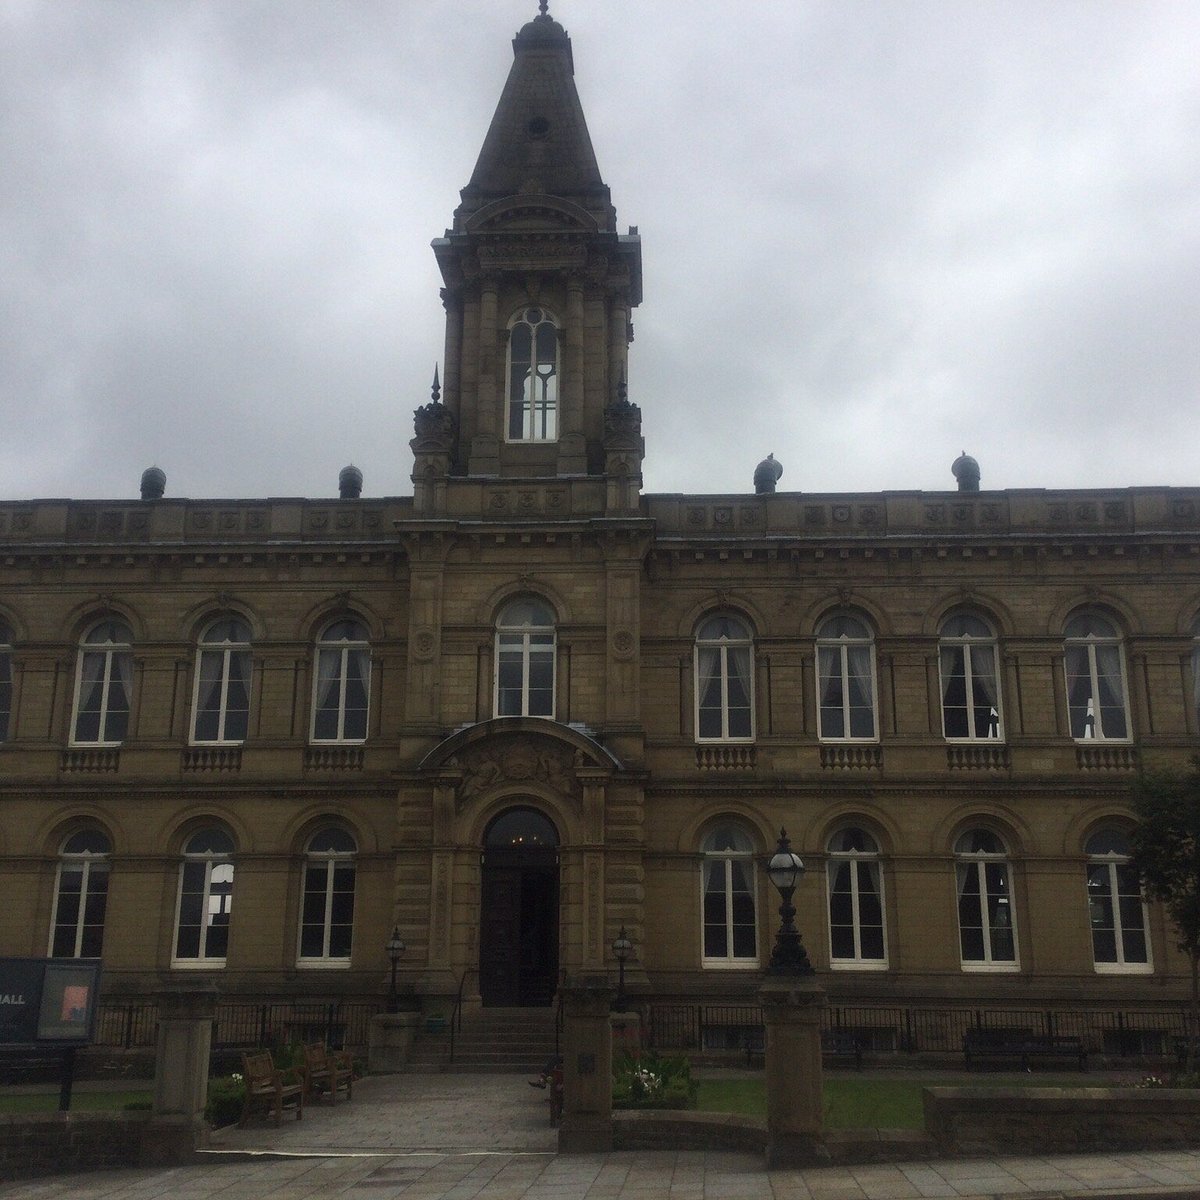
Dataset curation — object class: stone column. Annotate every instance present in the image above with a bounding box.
[558,978,614,1153]
[144,984,219,1164]
[759,976,827,1168]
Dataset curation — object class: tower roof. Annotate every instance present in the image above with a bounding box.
[459,5,610,222]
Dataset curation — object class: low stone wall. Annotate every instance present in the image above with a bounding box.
[0,1112,151,1180]
[924,1087,1200,1157]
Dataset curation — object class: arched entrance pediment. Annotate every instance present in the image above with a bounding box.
[420,718,618,813]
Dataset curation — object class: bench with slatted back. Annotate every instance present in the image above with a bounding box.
[303,1042,353,1105]
[239,1050,304,1126]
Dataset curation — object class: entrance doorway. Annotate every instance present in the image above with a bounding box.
[479,807,559,1006]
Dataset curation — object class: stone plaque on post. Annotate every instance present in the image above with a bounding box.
[558,977,614,1153]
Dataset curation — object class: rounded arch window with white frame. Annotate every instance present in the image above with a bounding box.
[1063,611,1130,741]
[0,618,12,743]
[938,613,1002,741]
[495,597,556,718]
[1085,828,1151,973]
[298,827,357,966]
[173,827,235,967]
[700,821,758,968]
[506,306,559,442]
[954,828,1018,971]
[694,613,754,742]
[49,829,111,959]
[71,618,134,746]
[815,612,877,741]
[191,616,252,745]
[311,618,370,743]
[826,827,887,969]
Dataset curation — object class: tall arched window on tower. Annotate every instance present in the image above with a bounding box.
[299,828,357,965]
[0,620,12,743]
[507,307,559,441]
[311,619,370,743]
[1085,828,1150,972]
[816,613,877,740]
[495,598,556,718]
[49,830,110,958]
[826,827,887,968]
[173,828,235,966]
[1063,611,1130,741]
[939,613,1002,740]
[955,828,1017,970]
[192,617,252,744]
[71,619,133,745]
[700,822,758,967]
[694,614,754,741]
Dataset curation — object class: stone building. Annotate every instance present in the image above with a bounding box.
[1,7,1197,1034]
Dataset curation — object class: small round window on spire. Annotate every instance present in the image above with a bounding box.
[527,116,550,139]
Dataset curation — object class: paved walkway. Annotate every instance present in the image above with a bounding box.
[3,1072,1200,1199]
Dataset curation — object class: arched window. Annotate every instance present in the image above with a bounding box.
[816,613,877,740]
[49,830,110,958]
[507,307,559,442]
[826,828,886,968]
[954,829,1017,969]
[311,619,370,743]
[71,619,133,745]
[939,613,1002,741]
[1085,828,1150,972]
[299,828,356,964]
[174,828,235,965]
[0,620,12,743]
[694,614,754,741]
[1063,612,1130,741]
[495,598,556,718]
[192,617,252,744]
[701,823,758,967]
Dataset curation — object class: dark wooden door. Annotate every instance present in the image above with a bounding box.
[479,867,521,1005]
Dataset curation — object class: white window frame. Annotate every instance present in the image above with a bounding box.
[694,614,755,743]
[70,619,133,747]
[505,307,560,443]
[297,829,356,967]
[700,824,758,969]
[954,829,1019,972]
[1063,612,1131,742]
[172,829,235,968]
[310,619,371,744]
[816,614,878,742]
[0,621,12,744]
[826,828,888,970]
[494,599,556,719]
[1086,830,1152,974]
[938,614,1003,742]
[48,830,110,959]
[191,617,252,745]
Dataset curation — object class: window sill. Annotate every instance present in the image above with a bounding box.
[960,962,1020,973]
[1094,962,1154,975]
[829,960,889,971]
[701,959,760,970]
[171,959,226,970]
[295,959,352,969]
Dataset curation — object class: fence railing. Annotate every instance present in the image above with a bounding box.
[94,999,385,1052]
[646,1002,1194,1057]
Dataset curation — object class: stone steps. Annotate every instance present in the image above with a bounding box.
[406,1006,558,1074]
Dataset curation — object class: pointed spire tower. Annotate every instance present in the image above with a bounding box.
[425,4,643,500]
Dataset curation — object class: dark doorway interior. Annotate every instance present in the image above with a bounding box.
[479,807,559,1006]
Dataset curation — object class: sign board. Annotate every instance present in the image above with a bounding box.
[0,958,101,1045]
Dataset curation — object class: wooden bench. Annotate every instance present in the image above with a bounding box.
[239,1050,304,1126]
[1173,1036,1200,1068]
[303,1042,353,1104]
[963,1028,1087,1071]
[738,1027,863,1069]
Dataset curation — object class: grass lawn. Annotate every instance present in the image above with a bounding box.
[0,1089,152,1115]
[694,1075,1117,1130]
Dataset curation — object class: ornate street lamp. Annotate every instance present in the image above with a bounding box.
[386,926,406,1013]
[765,828,814,976]
[612,925,633,1011]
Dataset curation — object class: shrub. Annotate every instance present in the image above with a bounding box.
[612,1051,695,1110]
[205,1073,246,1128]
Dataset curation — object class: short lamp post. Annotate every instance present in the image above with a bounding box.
[765,828,814,976]
[386,926,406,1013]
[612,925,633,1011]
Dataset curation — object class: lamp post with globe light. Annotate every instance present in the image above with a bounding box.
[765,829,814,976]
[386,926,406,1013]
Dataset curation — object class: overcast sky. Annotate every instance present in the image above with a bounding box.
[2,0,1197,503]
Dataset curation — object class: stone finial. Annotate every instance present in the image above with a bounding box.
[754,454,783,495]
[430,364,441,405]
[339,464,363,499]
[952,451,981,492]
[140,466,166,500]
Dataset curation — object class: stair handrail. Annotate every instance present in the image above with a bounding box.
[448,967,474,1065]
